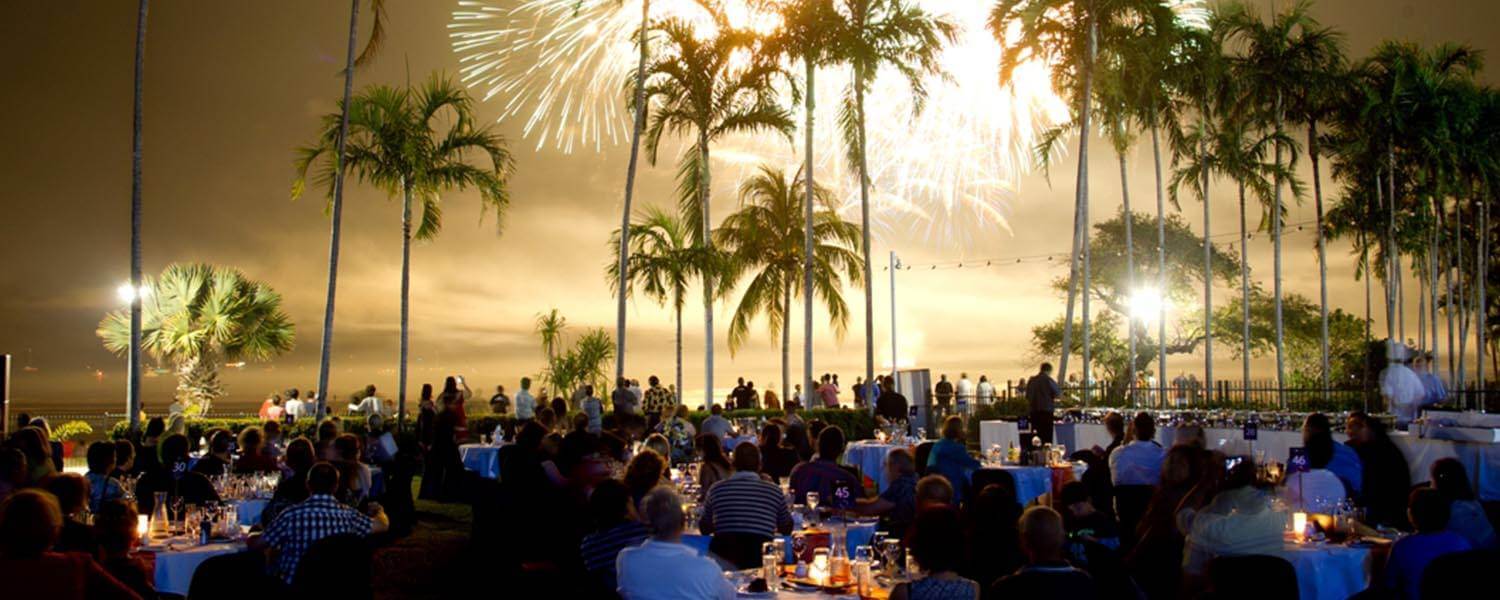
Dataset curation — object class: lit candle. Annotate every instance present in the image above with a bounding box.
[136,514,149,538]
[1293,512,1308,541]
[810,552,830,585]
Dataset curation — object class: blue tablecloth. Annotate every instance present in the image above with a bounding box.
[459,444,501,480]
[842,442,900,492]
[684,521,879,562]
[234,498,267,528]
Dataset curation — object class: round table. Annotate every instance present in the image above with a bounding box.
[842,442,900,492]
[1279,542,1371,600]
[977,463,1088,505]
[148,541,246,596]
[459,443,502,480]
[685,521,879,563]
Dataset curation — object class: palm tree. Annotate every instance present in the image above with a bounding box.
[715,165,864,399]
[308,0,388,420]
[293,74,513,429]
[763,0,840,412]
[536,308,568,377]
[833,0,954,408]
[100,263,295,415]
[993,0,1107,397]
[614,0,653,385]
[1222,0,1338,405]
[637,12,794,406]
[609,206,720,405]
[127,0,149,432]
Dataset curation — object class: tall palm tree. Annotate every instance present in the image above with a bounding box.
[833,0,954,408]
[1222,0,1338,405]
[637,13,794,406]
[763,0,840,410]
[715,165,864,398]
[609,206,720,405]
[993,0,1108,396]
[293,74,513,429]
[308,0,388,420]
[127,0,149,432]
[614,0,653,385]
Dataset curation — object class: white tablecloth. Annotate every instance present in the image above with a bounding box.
[459,443,501,480]
[842,442,900,492]
[151,542,245,595]
[1280,543,1371,600]
[1053,423,1118,455]
[979,421,1019,453]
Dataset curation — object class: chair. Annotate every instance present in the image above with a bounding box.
[1421,549,1500,599]
[913,441,935,477]
[1204,554,1297,600]
[292,534,373,600]
[970,468,1019,509]
[187,550,284,599]
[1112,485,1155,550]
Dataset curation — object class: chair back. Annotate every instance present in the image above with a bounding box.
[293,533,372,600]
[1422,549,1500,599]
[913,441,935,476]
[188,550,281,599]
[1205,554,1297,600]
[1112,484,1155,550]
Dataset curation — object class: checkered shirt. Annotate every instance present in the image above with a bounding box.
[262,494,373,583]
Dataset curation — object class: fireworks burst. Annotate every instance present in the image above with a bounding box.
[451,1,1208,247]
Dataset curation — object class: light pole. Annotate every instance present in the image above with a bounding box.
[889,251,901,396]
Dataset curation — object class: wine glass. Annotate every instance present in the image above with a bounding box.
[806,491,820,526]
[170,496,186,533]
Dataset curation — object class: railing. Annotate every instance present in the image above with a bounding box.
[973,379,1499,414]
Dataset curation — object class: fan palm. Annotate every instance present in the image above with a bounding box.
[832,0,954,407]
[608,206,722,404]
[293,73,514,427]
[99,263,295,415]
[637,10,794,406]
[308,0,389,420]
[715,165,864,401]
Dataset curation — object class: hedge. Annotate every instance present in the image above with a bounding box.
[111,407,877,446]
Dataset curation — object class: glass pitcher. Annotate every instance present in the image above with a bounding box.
[149,492,170,539]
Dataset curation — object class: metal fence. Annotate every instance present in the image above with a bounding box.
[980,379,1499,414]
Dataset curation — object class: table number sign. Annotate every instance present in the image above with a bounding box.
[1288,447,1309,474]
[1243,421,1258,441]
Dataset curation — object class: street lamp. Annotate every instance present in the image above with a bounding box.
[1129,287,1167,326]
[116,283,150,303]
[117,281,150,432]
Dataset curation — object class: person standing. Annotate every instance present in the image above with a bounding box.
[977,375,996,405]
[1414,353,1447,408]
[1025,363,1061,444]
[489,385,510,415]
[817,375,840,409]
[731,378,749,411]
[934,375,954,417]
[581,385,604,435]
[762,385,780,411]
[514,377,536,422]
[641,376,675,431]
[611,378,638,418]
[1381,345,1427,430]
[283,389,304,422]
[956,373,975,413]
[876,376,909,424]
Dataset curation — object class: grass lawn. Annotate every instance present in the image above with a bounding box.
[372,476,474,600]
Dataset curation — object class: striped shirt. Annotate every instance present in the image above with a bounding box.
[700,471,793,537]
[581,520,649,577]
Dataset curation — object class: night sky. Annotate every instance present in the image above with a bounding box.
[1,1,1495,412]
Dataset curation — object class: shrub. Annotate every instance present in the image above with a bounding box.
[52,420,94,442]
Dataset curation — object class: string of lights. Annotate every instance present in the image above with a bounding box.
[882,218,1322,271]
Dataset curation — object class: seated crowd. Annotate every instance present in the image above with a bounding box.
[3,379,1497,600]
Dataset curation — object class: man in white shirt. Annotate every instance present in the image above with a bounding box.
[1183,463,1285,575]
[514,377,536,421]
[1108,412,1165,486]
[617,486,735,600]
[1380,344,1427,429]
[352,384,384,417]
[956,373,975,410]
[283,389,304,421]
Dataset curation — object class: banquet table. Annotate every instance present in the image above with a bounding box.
[234,498,268,528]
[1279,542,1372,600]
[978,421,1020,454]
[148,541,246,596]
[459,443,502,480]
[685,521,880,563]
[842,442,901,492]
[975,463,1087,505]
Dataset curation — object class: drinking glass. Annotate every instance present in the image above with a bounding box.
[762,541,781,588]
[806,492,820,526]
[880,539,904,578]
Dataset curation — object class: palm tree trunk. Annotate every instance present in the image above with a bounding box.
[1118,151,1136,406]
[1445,204,1456,383]
[1272,102,1286,408]
[1080,16,1097,405]
[675,301,684,406]
[1429,199,1439,360]
[1059,14,1097,395]
[1152,125,1167,408]
[1380,172,1395,362]
[1200,106,1213,405]
[399,182,413,427]
[315,0,361,424]
[857,81,876,410]
[1309,121,1330,394]
[128,0,149,433]
[1476,196,1488,393]
[803,56,816,412]
[782,281,791,407]
[1239,181,1251,404]
[1456,198,1468,392]
[699,133,714,409]
[615,0,650,384]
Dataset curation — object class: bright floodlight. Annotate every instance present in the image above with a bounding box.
[1130,288,1167,323]
[116,283,150,303]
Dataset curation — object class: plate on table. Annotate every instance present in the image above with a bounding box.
[736,578,776,598]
